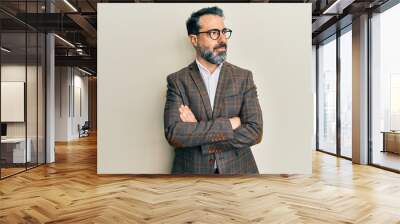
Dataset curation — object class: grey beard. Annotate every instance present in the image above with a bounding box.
[198,46,227,65]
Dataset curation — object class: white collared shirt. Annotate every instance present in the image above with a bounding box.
[195,59,223,111]
[195,59,223,170]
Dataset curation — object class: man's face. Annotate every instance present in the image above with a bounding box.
[191,15,228,65]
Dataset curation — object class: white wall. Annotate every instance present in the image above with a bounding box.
[55,66,69,141]
[55,67,89,141]
[98,3,313,174]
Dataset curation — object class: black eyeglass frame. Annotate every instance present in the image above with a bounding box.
[194,28,232,40]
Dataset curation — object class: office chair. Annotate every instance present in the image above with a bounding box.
[79,121,90,138]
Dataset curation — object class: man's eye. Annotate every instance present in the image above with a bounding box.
[211,31,219,35]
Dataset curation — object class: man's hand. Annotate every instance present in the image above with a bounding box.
[179,105,197,122]
[229,117,241,130]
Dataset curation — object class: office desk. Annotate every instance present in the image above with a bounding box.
[1,138,32,164]
[381,131,400,154]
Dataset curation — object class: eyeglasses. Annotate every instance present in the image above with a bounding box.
[195,28,232,40]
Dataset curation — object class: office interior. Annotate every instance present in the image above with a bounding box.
[1,0,400,223]
[0,0,97,179]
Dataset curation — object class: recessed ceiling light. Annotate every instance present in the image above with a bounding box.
[78,67,93,76]
[54,34,75,48]
[63,0,78,12]
[1,47,11,53]
[322,0,353,15]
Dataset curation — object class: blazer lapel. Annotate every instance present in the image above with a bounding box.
[212,62,230,119]
[188,61,213,120]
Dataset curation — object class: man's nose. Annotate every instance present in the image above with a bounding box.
[217,39,227,48]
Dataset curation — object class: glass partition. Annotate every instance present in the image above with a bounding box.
[0,1,46,179]
[371,3,400,171]
[0,31,28,177]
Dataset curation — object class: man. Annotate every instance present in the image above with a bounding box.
[164,6,263,175]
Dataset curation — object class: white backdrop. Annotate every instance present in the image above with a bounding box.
[97,3,313,174]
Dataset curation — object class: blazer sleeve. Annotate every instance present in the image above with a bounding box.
[164,75,235,148]
[201,71,263,154]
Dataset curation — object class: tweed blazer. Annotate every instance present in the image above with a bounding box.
[164,60,263,175]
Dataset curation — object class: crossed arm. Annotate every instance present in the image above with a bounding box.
[163,72,263,153]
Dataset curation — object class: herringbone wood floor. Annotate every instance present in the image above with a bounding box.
[1,134,400,223]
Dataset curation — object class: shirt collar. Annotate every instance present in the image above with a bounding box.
[195,58,223,76]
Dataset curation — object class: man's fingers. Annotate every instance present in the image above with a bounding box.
[179,105,185,113]
[188,111,196,122]
[182,111,189,122]
[184,111,193,122]
[179,106,189,117]
[179,106,189,122]
[184,105,192,113]
[179,112,187,122]
[184,106,197,122]
[180,112,189,122]
[182,106,191,117]
[179,106,188,122]
[183,106,195,117]
[182,111,196,122]
[179,104,197,122]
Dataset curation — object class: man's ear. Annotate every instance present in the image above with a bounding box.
[189,35,198,47]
